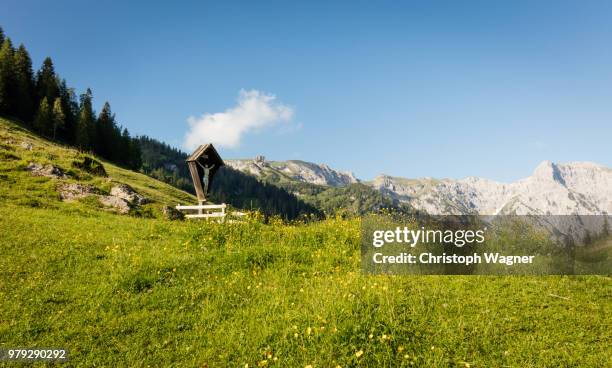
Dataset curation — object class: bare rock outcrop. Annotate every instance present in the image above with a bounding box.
[110,184,149,205]
[98,195,131,214]
[20,141,33,150]
[225,157,359,187]
[162,205,185,220]
[372,161,612,216]
[27,163,66,178]
[56,181,148,215]
[58,183,99,201]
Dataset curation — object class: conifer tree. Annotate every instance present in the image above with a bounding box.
[120,128,141,169]
[129,136,142,169]
[96,102,115,159]
[120,128,131,162]
[0,27,145,173]
[35,57,59,104]
[13,44,35,122]
[52,97,64,140]
[76,89,95,150]
[0,38,15,116]
[57,79,78,143]
[33,97,52,135]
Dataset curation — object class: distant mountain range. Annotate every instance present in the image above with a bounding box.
[226,156,358,187]
[225,156,404,215]
[227,158,611,216]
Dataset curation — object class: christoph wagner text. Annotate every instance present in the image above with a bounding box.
[372,253,535,266]
[372,227,486,248]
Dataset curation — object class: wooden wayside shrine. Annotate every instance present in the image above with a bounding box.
[186,143,224,202]
[176,143,232,221]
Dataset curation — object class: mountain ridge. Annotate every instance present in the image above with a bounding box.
[371,160,611,216]
[226,156,359,187]
[226,156,611,216]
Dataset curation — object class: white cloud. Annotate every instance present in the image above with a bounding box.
[183,89,294,150]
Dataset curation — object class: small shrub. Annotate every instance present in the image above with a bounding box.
[72,156,107,177]
[17,198,42,207]
[0,150,19,160]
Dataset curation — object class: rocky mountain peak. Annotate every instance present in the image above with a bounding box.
[226,157,359,187]
[532,160,566,186]
[370,161,611,216]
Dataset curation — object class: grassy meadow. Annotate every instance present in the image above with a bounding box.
[0,118,611,367]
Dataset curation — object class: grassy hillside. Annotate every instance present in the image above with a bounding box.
[0,117,611,367]
[0,117,195,215]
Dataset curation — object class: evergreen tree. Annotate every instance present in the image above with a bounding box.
[121,128,142,170]
[120,128,131,164]
[13,44,35,122]
[35,57,59,104]
[52,97,65,139]
[57,79,78,143]
[33,97,52,135]
[96,102,116,159]
[76,89,95,150]
[0,38,15,116]
[0,27,145,176]
[0,28,5,107]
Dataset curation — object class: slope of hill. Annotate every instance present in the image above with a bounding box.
[0,117,195,216]
[370,161,612,216]
[0,118,320,220]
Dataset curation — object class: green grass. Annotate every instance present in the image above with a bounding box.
[0,117,195,214]
[0,118,611,367]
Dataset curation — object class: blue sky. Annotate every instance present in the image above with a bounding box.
[2,0,611,182]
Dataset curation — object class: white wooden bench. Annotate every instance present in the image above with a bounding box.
[176,203,227,221]
[175,203,248,222]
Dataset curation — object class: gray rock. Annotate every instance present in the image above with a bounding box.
[110,184,148,205]
[162,205,185,220]
[20,141,33,150]
[56,181,147,215]
[58,183,98,201]
[26,162,66,178]
[99,195,131,214]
